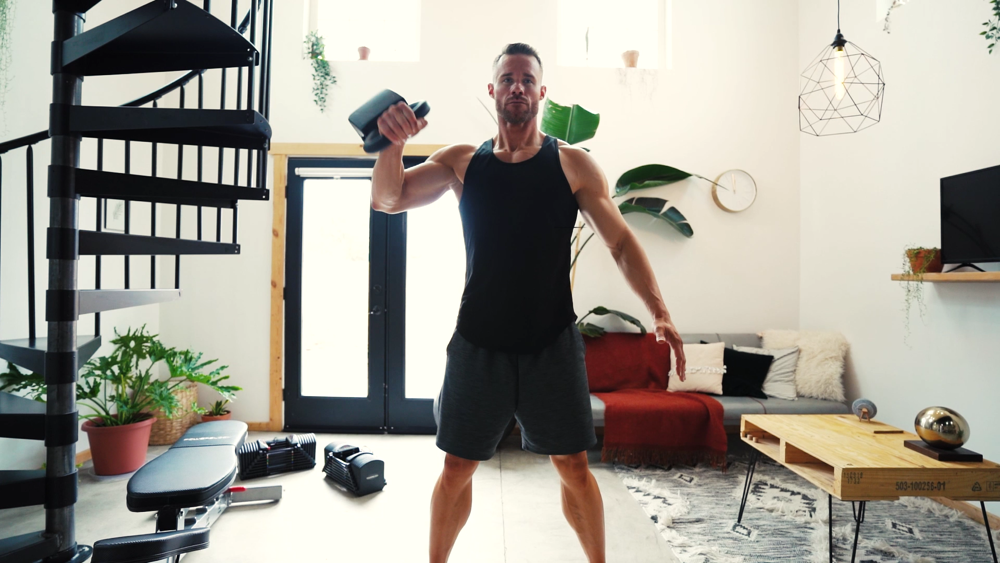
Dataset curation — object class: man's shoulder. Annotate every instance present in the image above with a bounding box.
[429,143,479,167]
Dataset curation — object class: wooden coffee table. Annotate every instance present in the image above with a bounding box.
[739,414,1000,563]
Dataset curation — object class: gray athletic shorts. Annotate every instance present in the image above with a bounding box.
[433,322,598,461]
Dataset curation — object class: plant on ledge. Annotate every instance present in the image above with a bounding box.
[901,246,940,344]
[304,31,337,113]
[983,0,1000,54]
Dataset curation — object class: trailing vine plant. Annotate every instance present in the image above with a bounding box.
[304,31,337,113]
[0,0,16,133]
[901,246,937,345]
[882,0,911,34]
[982,0,1000,54]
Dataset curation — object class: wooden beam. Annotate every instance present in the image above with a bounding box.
[268,154,288,432]
[246,421,274,432]
[75,448,92,466]
[269,142,444,158]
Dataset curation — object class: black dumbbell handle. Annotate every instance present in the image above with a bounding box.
[363,101,431,153]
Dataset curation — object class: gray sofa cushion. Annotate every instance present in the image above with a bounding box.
[680,333,762,348]
[591,393,849,428]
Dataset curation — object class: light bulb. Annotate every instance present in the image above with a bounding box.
[833,46,846,101]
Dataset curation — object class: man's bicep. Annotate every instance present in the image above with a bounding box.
[393,150,459,212]
[573,158,630,254]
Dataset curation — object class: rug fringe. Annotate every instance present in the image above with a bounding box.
[602,445,728,471]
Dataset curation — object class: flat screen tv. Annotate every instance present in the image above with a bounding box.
[940,164,1000,266]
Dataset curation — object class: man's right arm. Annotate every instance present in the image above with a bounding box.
[370,143,461,214]
[369,100,461,214]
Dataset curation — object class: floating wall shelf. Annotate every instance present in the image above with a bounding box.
[891,272,1000,282]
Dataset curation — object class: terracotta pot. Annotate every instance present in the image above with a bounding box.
[82,416,155,476]
[201,411,232,422]
[358,46,370,61]
[906,248,943,274]
[622,50,639,68]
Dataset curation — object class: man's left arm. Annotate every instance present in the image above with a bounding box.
[563,147,686,380]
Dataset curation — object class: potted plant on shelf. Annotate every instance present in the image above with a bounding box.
[901,246,941,345]
[0,325,239,475]
[195,399,234,422]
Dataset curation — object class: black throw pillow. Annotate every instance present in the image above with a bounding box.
[701,341,773,399]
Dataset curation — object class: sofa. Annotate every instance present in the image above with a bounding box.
[587,332,849,432]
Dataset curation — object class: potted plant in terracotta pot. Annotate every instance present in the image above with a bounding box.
[1,325,239,475]
[195,399,234,422]
[905,246,942,274]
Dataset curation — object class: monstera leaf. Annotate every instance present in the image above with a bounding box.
[540,98,600,144]
[619,197,694,238]
[577,306,648,337]
[615,164,693,197]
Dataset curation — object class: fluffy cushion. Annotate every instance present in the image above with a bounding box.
[667,342,725,395]
[583,332,672,392]
[762,330,848,402]
[734,345,799,401]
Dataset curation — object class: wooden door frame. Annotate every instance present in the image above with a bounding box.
[253,143,445,432]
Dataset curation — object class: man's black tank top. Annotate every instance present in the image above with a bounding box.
[455,134,579,354]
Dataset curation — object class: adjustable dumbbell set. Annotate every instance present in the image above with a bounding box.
[91,421,386,563]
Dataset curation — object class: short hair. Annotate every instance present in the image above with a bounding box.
[493,43,543,77]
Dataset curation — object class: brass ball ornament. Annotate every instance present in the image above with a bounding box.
[914,406,970,450]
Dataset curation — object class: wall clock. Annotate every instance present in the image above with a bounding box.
[712,169,757,213]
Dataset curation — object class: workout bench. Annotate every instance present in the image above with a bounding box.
[92,421,281,563]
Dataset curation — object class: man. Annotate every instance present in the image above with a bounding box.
[370,43,686,563]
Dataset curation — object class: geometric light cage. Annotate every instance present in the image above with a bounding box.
[799,39,886,136]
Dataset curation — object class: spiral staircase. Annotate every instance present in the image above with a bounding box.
[0,1,273,561]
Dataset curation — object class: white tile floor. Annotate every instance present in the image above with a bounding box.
[1,432,680,563]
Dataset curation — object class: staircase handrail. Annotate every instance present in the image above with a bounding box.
[0,1,263,155]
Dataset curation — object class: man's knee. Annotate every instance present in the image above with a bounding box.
[550,451,590,486]
[442,453,480,484]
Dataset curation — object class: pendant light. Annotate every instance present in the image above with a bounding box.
[799,0,885,136]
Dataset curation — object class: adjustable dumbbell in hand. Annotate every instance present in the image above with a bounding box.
[347,89,430,153]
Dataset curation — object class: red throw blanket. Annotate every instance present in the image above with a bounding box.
[583,331,727,468]
[593,389,727,468]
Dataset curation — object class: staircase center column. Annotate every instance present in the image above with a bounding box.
[46,2,84,557]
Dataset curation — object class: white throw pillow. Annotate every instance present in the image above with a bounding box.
[733,345,799,401]
[667,342,726,395]
[762,330,848,402]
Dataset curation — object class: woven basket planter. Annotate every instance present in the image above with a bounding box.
[148,381,199,445]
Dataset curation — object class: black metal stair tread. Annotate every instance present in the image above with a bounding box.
[0,469,45,510]
[0,531,60,563]
[0,335,102,375]
[80,289,182,315]
[56,0,104,13]
[80,231,240,256]
[73,168,270,208]
[69,106,270,150]
[61,0,257,77]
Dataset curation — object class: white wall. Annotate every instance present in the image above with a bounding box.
[798,0,1000,512]
[0,0,169,469]
[157,0,804,423]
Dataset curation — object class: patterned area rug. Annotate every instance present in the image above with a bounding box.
[615,453,999,563]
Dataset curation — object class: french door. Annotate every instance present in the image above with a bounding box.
[283,156,463,434]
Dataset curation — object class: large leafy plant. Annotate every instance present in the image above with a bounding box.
[0,325,240,426]
[539,100,695,337]
[983,0,1000,54]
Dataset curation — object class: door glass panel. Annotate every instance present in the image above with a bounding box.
[301,177,371,397]
[405,191,465,399]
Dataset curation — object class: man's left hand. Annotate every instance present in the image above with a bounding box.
[653,316,686,382]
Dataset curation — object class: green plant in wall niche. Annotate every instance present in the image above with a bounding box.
[304,31,337,112]
[900,246,940,345]
[0,0,16,132]
[982,0,1000,54]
